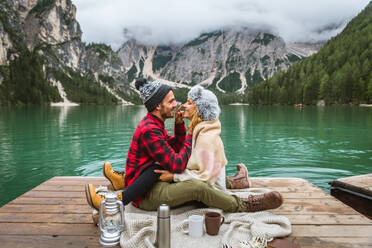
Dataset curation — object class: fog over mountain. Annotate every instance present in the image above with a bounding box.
[73,0,369,49]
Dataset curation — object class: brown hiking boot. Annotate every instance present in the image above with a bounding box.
[103,162,125,191]
[242,191,283,212]
[227,163,252,189]
[85,184,122,210]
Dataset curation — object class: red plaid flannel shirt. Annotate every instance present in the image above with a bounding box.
[124,113,192,207]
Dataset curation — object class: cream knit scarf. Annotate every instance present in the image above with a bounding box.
[174,119,227,185]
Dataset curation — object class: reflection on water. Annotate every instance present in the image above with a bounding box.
[0,105,372,206]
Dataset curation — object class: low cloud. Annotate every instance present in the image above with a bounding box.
[73,0,369,49]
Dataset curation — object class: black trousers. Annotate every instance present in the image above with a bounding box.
[121,164,162,205]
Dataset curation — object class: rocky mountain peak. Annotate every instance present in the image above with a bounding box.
[22,0,83,69]
[117,28,324,93]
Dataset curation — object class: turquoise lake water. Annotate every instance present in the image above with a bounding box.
[0,105,371,207]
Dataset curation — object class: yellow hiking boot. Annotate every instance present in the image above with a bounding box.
[85,184,122,210]
[102,162,125,191]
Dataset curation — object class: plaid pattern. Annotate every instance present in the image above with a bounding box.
[125,113,192,206]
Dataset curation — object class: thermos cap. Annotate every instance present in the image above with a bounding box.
[157,204,170,218]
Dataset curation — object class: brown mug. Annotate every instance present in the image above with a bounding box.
[204,212,225,235]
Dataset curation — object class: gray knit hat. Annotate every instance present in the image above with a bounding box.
[188,85,220,121]
[135,78,172,112]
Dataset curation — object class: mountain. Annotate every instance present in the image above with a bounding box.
[117,28,323,97]
[0,0,137,106]
[0,0,327,106]
[247,2,372,105]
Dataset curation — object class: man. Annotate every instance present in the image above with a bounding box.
[86,78,192,209]
[86,79,282,212]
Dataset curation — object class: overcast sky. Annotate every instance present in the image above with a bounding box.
[72,0,370,50]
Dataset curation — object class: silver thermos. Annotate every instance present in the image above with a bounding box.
[155,204,170,248]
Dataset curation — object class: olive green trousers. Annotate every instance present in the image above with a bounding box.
[138,179,246,212]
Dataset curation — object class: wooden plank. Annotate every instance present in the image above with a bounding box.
[45,177,109,186]
[230,186,325,193]
[22,191,85,198]
[32,185,88,192]
[0,213,93,223]
[0,204,92,214]
[1,223,370,244]
[273,198,360,215]
[287,237,372,248]
[8,197,86,205]
[1,212,369,225]
[0,223,99,236]
[251,178,318,188]
[6,199,358,216]
[48,176,108,182]
[282,197,352,206]
[44,181,109,187]
[281,192,332,198]
[291,225,372,237]
[2,235,371,248]
[1,211,369,226]
[0,235,100,248]
[284,214,372,225]
[49,176,108,180]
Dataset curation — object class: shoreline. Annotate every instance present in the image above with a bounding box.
[51,102,80,107]
[229,103,249,106]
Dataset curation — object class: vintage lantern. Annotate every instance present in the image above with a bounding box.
[98,193,125,247]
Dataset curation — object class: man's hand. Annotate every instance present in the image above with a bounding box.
[175,104,185,125]
[154,169,174,182]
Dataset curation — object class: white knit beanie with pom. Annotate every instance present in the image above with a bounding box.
[188,85,221,121]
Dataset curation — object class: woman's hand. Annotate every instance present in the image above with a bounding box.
[154,170,174,182]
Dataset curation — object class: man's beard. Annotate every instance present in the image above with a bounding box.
[160,104,173,120]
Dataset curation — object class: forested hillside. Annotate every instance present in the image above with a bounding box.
[248,2,372,105]
[0,0,135,106]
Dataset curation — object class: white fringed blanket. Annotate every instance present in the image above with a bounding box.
[94,187,292,248]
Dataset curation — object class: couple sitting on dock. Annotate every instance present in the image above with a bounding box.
[85,79,283,213]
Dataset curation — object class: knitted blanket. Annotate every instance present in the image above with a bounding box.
[94,187,292,248]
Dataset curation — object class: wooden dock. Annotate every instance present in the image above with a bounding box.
[0,176,371,247]
[330,173,372,219]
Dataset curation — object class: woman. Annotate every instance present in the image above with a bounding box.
[154,85,250,190]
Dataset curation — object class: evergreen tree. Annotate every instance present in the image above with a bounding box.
[0,49,61,105]
[248,2,372,105]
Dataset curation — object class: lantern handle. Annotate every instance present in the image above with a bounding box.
[98,199,106,232]
[117,200,125,231]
